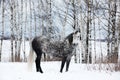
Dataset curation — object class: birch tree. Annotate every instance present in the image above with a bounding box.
[71,0,78,63]
[10,0,15,62]
[46,0,53,39]
[29,0,32,40]
[107,0,111,63]
[23,0,28,62]
[84,0,92,63]
[107,0,118,63]
[111,0,118,63]
[0,0,5,61]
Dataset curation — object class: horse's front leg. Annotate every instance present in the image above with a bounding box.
[66,57,71,72]
[60,57,67,73]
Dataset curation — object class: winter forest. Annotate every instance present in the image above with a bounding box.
[0,0,120,80]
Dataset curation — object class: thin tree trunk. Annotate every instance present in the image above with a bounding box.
[23,0,28,62]
[17,0,23,62]
[98,18,103,63]
[47,0,52,39]
[71,0,78,63]
[61,1,69,40]
[10,0,15,62]
[93,4,96,63]
[85,0,92,63]
[33,2,37,36]
[110,0,118,63]
[0,0,5,61]
[29,0,32,40]
[111,0,118,63]
[107,0,111,63]
[14,0,17,62]
[118,0,120,63]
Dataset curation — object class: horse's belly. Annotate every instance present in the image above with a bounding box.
[43,48,64,57]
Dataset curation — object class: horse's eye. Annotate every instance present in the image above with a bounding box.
[73,43,78,46]
[73,43,76,46]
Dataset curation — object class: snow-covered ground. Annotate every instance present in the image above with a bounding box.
[0,62,120,80]
[0,40,120,80]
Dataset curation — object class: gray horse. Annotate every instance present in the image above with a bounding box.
[28,31,79,73]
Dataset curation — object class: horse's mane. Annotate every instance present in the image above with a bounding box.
[64,33,74,45]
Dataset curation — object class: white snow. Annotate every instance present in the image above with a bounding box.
[0,40,120,80]
[0,62,120,80]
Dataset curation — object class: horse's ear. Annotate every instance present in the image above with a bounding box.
[74,30,80,34]
[74,31,78,34]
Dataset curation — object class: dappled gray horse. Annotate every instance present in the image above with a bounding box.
[28,31,79,73]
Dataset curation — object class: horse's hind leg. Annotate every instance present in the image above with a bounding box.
[35,50,43,73]
[60,57,67,73]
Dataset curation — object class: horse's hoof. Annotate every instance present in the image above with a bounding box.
[60,71,63,73]
[40,71,43,73]
[66,70,68,72]
[40,70,43,73]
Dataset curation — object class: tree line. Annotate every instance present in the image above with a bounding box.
[0,0,120,65]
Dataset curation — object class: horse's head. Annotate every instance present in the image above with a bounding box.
[72,30,80,45]
[65,30,80,47]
